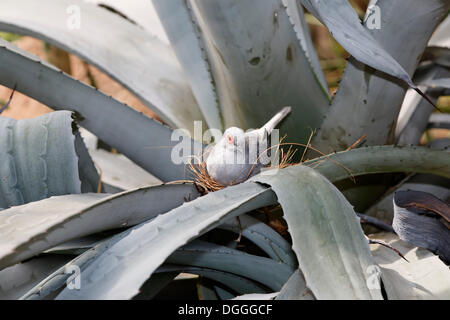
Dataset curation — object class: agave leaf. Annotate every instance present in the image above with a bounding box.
[152,0,223,130]
[276,269,315,300]
[397,89,430,143]
[311,0,449,152]
[190,0,330,143]
[0,38,202,182]
[167,240,294,291]
[44,212,297,268]
[303,146,450,183]
[52,146,450,299]
[197,280,219,300]
[397,93,439,145]
[37,236,290,296]
[26,246,259,300]
[306,144,450,222]
[233,292,278,300]
[0,111,98,208]
[365,177,450,228]
[212,284,235,300]
[78,128,98,152]
[396,65,449,146]
[20,240,111,300]
[429,138,450,150]
[0,183,199,270]
[55,183,277,299]
[422,78,450,89]
[0,0,204,129]
[362,139,450,228]
[281,0,328,95]
[44,233,112,256]
[0,255,70,300]
[132,272,179,300]
[157,265,267,296]
[82,0,170,44]
[429,113,450,130]
[370,233,450,300]
[219,214,296,267]
[393,190,450,262]
[300,0,418,88]
[251,165,383,300]
[424,46,450,68]
[197,278,240,300]
[429,15,450,48]
[90,149,162,190]
[74,130,102,193]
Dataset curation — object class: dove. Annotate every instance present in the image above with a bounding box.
[206,106,291,186]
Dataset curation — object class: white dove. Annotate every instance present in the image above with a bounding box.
[206,107,291,186]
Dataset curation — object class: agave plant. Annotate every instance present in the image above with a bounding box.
[0,0,449,300]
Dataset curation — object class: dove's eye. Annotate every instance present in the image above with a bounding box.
[226,134,235,145]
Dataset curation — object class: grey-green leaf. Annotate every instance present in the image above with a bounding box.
[0,111,98,208]
[429,15,450,48]
[233,292,278,300]
[20,240,111,300]
[84,0,170,43]
[396,65,448,146]
[90,149,162,190]
[311,0,449,152]
[301,0,419,88]
[370,233,450,300]
[422,78,450,89]
[365,176,450,228]
[167,240,294,291]
[429,114,450,130]
[0,38,202,181]
[190,0,330,144]
[424,46,450,68]
[392,190,450,262]
[276,269,315,300]
[304,146,450,183]
[56,182,276,299]
[152,0,223,130]
[0,183,199,270]
[251,166,383,299]
[157,265,268,296]
[0,255,70,300]
[219,214,297,267]
[281,0,329,96]
[0,0,204,129]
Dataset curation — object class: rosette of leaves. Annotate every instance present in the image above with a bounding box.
[0,0,449,300]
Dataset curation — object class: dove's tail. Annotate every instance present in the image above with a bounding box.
[261,106,291,134]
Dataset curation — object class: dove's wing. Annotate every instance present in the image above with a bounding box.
[261,106,291,134]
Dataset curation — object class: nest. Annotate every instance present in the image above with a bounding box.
[188,134,311,194]
[188,160,225,193]
[187,132,365,194]
[187,132,365,239]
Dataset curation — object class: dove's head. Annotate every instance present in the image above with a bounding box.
[218,127,246,152]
